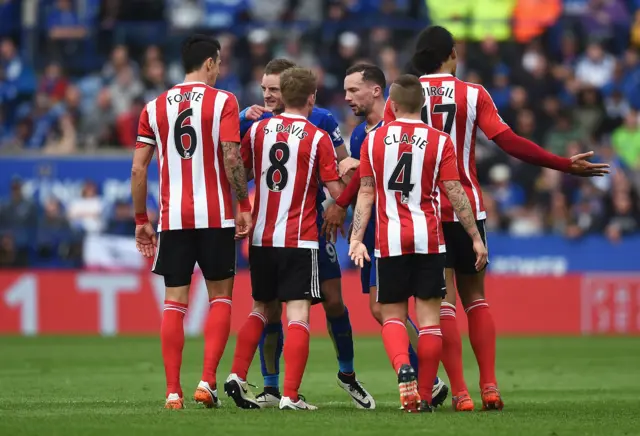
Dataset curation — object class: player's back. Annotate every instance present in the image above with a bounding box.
[242,113,338,249]
[363,119,454,257]
[141,82,240,231]
[384,74,508,222]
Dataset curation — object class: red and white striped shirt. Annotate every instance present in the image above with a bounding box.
[241,113,339,249]
[136,82,241,231]
[360,119,459,258]
[384,74,509,222]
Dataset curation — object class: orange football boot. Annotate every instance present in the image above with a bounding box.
[164,393,184,409]
[481,385,504,411]
[451,392,475,412]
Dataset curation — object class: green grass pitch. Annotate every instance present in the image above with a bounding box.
[0,336,639,436]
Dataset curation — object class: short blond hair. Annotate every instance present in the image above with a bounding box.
[389,75,424,113]
[280,67,317,109]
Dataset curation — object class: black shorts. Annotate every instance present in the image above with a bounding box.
[376,253,446,304]
[442,219,488,274]
[249,246,320,303]
[152,228,236,285]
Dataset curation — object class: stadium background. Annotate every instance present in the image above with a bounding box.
[1,0,640,337]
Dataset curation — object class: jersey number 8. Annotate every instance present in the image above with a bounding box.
[266,141,290,192]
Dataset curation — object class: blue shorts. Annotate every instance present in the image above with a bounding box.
[360,246,377,293]
[318,233,341,283]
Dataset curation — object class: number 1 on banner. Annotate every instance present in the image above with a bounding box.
[4,274,38,335]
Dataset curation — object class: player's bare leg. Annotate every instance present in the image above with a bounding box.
[163,284,190,409]
[255,301,284,408]
[225,300,268,409]
[279,299,317,410]
[194,277,234,408]
[441,269,474,411]
[456,270,503,411]
[379,301,420,412]
[323,278,375,409]
[414,297,444,413]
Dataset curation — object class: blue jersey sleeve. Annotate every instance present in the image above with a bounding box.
[321,112,344,148]
[239,107,253,139]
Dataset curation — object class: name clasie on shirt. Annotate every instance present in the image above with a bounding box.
[384,131,428,150]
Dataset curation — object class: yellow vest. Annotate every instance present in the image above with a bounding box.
[469,0,516,41]
[425,0,472,40]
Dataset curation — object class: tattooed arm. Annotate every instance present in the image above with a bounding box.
[348,176,375,267]
[222,140,252,239]
[222,141,249,202]
[442,180,488,270]
[350,176,375,243]
[442,180,481,239]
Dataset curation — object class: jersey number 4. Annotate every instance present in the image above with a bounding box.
[387,152,414,204]
[423,103,457,135]
[174,108,197,159]
[266,142,290,192]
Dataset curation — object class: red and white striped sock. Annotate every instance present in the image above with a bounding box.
[201,297,232,387]
[440,302,469,396]
[417,325,442,403]
[465,298,497,388]
[162,300,187,397]
[381,318,410,373]
[283,320,310,402]
[231,311,267,380]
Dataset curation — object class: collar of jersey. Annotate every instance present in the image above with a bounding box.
[176,81,207,86]
[394,118,423,124]
[420,73,453,78]
[279,112,307,120]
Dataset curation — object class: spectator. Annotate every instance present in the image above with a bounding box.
[575,41,616,88]
[544,110,584,156]
[574,87,605,137]
[612,110,640,168]
[581,0,630,52]
[108,67,143,116]
[24,93,60,149]
[489,66,511,111]
[81,88,115,149]
[115,97,144,147]
[67,180,104,233]
[38,62,69,103]
[43,113,77,155]
[142,60,168,103]
[102,45,138,84]
[47,0,87,41]
[0,233,27,268]
[546,191,571,234]
[105,200,136,236]
[36,197,74,260]
[604,191,640,242]
[488,164,526,220]
[0,177,37,232]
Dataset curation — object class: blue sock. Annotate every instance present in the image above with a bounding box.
[406,316,420,377]
[327,307,355,374]
[406,316,440,385]
[259,322,283,389]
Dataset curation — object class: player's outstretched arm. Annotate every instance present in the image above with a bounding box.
[222,140,252,239]
[348,176,375,268]
[493,130,610,176]
[442,180,488,271]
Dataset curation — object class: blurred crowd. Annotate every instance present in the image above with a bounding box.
[2,0,640,268]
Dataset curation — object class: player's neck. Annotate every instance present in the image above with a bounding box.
[394,112,421,122]
[424,66,454,77]
[366,99,384,129]
[282,106,308,118]
[183,73,209,86]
